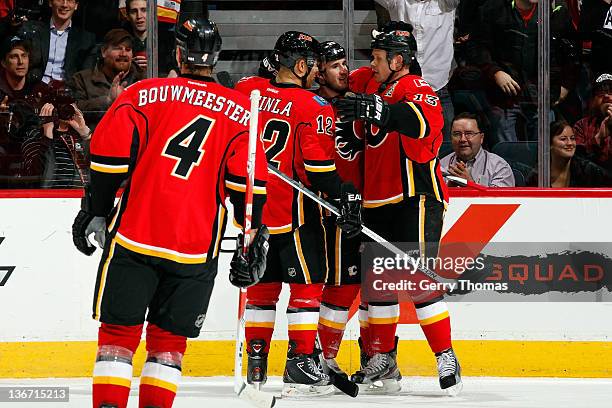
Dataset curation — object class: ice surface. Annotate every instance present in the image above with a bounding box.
[1,376,610,408]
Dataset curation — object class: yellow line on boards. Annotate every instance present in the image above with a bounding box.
[0,340,611,378]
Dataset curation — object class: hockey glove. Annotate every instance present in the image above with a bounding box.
[72,210,107,255]
[336,182,362,238]
[333,93,390,129]
[230,225,270,288]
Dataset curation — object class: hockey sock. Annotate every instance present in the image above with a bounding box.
[138,324,186,408]
[287,283,324,355]
[318,284,360,359]
[358,303,371,357]
[245,282,282,353]
[367,302,400,354]
[93,323,143,408]
[415,298,452,354]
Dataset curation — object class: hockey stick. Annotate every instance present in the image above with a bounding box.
[234,89,276,408]
[443,173,487,191]
[267,164,454,285]
[315,336,359,398]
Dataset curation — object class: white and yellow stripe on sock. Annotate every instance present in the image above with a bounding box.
[244,307,276,329]
[416,301,449,326]
[368,304,400,325]
[318,303,349,331]
[93,360,133,389]
[140,360,181,394]
[287,308,319,331]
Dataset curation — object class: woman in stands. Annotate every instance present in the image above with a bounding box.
[529,120,611,187]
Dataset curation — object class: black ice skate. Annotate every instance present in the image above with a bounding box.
[436,347,463,396]
[351,337,402,394]
[247,339,268,389]
[282,341,334,397]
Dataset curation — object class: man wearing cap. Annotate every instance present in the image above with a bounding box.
[70,29,144,122]
[0,35,47,105]
[574,73,612,171]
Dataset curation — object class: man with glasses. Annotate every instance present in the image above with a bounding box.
[441,112,515,187]
[574,73,612,171]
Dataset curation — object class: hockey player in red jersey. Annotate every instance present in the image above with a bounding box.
[314,41,365,379]
[235,31,361,397]
[71,18,270,408]
[334,22,462,395]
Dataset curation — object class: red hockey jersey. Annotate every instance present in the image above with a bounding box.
[235,76,337,234]
[89,76,268,264]
[350,67,448,207]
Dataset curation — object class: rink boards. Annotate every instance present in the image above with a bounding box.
[0,188,611,378]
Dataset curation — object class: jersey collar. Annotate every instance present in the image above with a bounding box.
[271,79,302,89]
[179,74,216,83]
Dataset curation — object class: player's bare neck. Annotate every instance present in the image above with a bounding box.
[390,67,411,82]
[180,65,212,78]
[276,68,303,87]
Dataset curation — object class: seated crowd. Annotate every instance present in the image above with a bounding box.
[0,0,611,188]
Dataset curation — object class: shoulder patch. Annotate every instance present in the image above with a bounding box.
[312,95,329,106]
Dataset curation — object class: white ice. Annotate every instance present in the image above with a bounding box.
[2,376,611,408]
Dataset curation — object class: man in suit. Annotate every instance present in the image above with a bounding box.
[18,0,96,85]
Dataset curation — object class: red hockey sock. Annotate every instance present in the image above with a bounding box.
[138,324,186,408]
[288,283,324,355]
[318,284,360,359]
[368,303,399,354]
[358,303,371,356]
[245,282,282,353]
[93,323,143,408]
[415,299,452,353]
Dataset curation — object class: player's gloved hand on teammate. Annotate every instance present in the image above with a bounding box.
[230,225,270,288]
[336,182,362,238]
[72,210,107,255]
[333,93,390,129]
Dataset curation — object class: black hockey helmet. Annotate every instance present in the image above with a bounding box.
[319,41,346,65]
[176,18,222,67]
[371,21,417,69]
[274,31,319,70]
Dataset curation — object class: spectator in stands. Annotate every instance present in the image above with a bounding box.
[580,0,612,77]
[467,0,540,143]
[70,28,143,120]
[21,96,91,188]
[17,0,96,85]
[0,35,47,187]
[374,0,458,139]
[528,120,610,186]
[122,0,179,76]
[574,73,612,170]
[441,112,515,187]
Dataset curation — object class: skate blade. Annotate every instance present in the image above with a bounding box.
[444,381,463,397]
[358,378,402,395]
[281,383,335,398]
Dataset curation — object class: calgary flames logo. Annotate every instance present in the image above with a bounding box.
[335,121,364,161]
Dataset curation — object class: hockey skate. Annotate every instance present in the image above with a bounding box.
[282,341,334,398]
[351,337,402,394]
[436,348,463,396]
[247,339,268,389]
